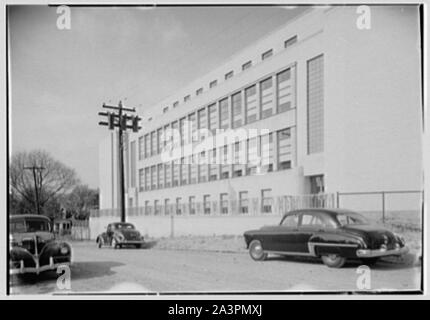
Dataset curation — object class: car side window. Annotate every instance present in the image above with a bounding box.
[281,214,299,227]
[300,214,325,227]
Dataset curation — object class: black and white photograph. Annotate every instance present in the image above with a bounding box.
[4,1,426,298]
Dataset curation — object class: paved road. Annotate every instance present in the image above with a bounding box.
[10,241,421,294]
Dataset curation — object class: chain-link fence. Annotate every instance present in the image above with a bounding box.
[336,190,422,229]
[91,193,336,218]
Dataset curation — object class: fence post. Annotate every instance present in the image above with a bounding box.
[336,192,340,208]
[381,191,385,223]
[170,212,174,238]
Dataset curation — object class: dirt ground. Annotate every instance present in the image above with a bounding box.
[10,229,422,295]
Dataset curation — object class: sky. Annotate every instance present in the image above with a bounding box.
[9,5,307,188]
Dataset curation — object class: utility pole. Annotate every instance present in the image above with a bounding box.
[98,101,141,223]
[23,165,45,215]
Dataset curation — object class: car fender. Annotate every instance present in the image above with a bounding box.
[308,231,366,257]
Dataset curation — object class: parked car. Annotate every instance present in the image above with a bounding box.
[243,208,408,268]
[9,214,72,275]
[96,222,144,249]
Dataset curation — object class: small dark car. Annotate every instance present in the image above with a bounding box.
[9,214,72,275]
[96,222,144,249]
[244,208,408,268]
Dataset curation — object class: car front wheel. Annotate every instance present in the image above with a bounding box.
[249,240,268,261]
[321,254,346,268]
[112,238,119,249]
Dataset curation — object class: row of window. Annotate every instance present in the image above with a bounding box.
[143,188,273,216]
[161,35,298,114]
[139,65,296,160]
[138,128,292,192]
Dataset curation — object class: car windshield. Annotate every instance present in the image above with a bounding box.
[335,212,369,226]
[114,223,135,230]
[10,218,51,233]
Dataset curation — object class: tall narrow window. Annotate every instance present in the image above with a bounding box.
[260,77,274,119]
[197,108,207,141]
[220,145,230,179]
[154,200,160,215]
[231,92,242,128]
[145,200,151,215]
[277,68,294,113]
[157,128,163,154]
[173,101,179,108]
[171,121,179,149]
[144,167,150,190]
[261,189,272,213]
[219,98,229,130]
[189,196,196,215]
[247,137,258,175]
[198,151,207,183]
[179,117,186,146]
[208,103,218,133]
[172,159,179,186]
[130,141,136,188]
[239,191,248,214]
[165,163,171,188]
[151,165,157,190]
[188,112,197,142]
[138,136,144,160]
[220,193,228,214]
[184,95,190,102]
[196,88,203,96]
[203,195,211,214]
[164,199,170,215]
[190,155,197,184]
[139,169,144,191]
[144,134,150,158]
[277,128,292,170]
[233,141,245,177]
[209,148,218,181]
[181,157,189,185]
[151,131,157,156]
[163,124,170,148]
[176,197,182,215]
[307,54,324,154]
[261,133,274,172]
[157,163,164,188]
[245,85,258,124]
[163,106,169,113]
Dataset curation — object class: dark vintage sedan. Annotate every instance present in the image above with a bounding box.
[96,222,144,249]
[244,208,408,268]
[9,214,72,275]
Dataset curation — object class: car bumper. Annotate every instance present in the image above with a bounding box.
[356,246,408,258]
[10,257,71,275]
[118,240,144,245]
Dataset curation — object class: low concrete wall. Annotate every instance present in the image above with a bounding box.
[89,214,282,239]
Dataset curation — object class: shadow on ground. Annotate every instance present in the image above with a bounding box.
[10,261,124,293]
[265,252,421,270]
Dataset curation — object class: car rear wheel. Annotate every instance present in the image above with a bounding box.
[97,238,103,249]
[321,254,346,268]
[249,240,267,261]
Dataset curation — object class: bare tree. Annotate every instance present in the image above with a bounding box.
[62,185,99,220]
[9,150,79,216]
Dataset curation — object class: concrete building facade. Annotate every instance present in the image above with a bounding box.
[96,6,422,236]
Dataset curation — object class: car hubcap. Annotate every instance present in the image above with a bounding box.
[252,243,263,257]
